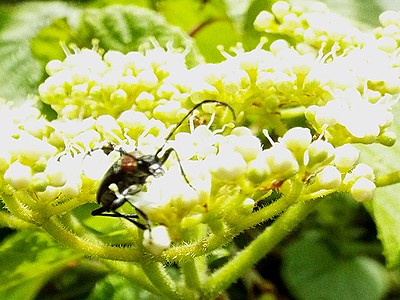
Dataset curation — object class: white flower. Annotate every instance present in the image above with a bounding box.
[304,140,335,169]
[172,125,217,160]
[143,225,171,254]
[261,144,299,179]
[12,132,57,164]
[208,150,247,182]
[314,166,342,190]
[138,160,210,215]
[4,161,32,189]
[334,144,359,171]
[280,127,312,159]
[351,178,376,202]
[253,11,275,31]
[349,163,375,181]
[306,88,395,144]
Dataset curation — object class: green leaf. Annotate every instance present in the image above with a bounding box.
[316,0,383,27]
[282,231,389,300]
[0,230,82,300]
[88,273,161,300]
[0,2,77,100]
[370,187,400,268]
[242,0,272,51]
[359,103,400,267]
[154,0,243,62]
[0,39,42,100]
[31,17,82,64]
[194,20,241,63]
[77,5,203,67]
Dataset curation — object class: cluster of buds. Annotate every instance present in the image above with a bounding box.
[254,1,366,52]
[374,10,400,52]
[0,97,375,253]
[1,1,398,254]
[39,43,193,124]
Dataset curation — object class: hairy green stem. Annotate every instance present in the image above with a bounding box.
[201,199,319,298]
[236,194,296,230]
[0,211,36,229]
[104,260,161,295]
[42,216,146,261]
[141,262,184,299]
[181,258,201,292]
[1,192,35,223]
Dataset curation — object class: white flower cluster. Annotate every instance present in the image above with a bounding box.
[3,1,398,252]
[127,126,375,235]
[254,1,366,52]
[39,45,192,122]
[39,26,398,147]
[252,2,399,145]
[305,89,395,145]
[0,101,170,217]
[0,99,376,253]
[375,10,400,52]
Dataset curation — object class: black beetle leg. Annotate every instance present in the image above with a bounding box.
[92,209,147,230]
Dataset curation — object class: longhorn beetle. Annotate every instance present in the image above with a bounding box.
[90,100,235,232]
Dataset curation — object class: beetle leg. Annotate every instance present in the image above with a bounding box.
[93,210,147,230]
[158,148,195,190]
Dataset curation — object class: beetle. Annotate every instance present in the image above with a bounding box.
[90,100,235,232]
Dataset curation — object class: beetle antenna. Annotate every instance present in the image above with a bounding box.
[155,100,235,157]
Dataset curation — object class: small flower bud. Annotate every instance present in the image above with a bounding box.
[14,133,57,164]
[37,186,60,202]
[95,115,121,138]
[4,161,32,189]
[45,59,63,75]
[31,172,49,192]
[240,198,255,215]
[103,50,125,67]
[247,158,270,184]
[71,83,88,98]
[135,91,155,110]
[60,178,82,197]
[262,145,299,179]
[119,74,139,93]
[280,127,312,161]
[226,130,262,162]
[117,110,148,132]
[275,73,295,94]
[256,72,275,90]
[272,1,291,20]
[222,70,250,94]
[379,10,399,27]
[377,36,398,52]
[152,100,184,121]
[282,13,300,30]
[143,226,171,254]
[209,151,247,182]
[269,39,290,54]
[377,130,396,147]
[351,178,375,202]
[315,166,342,190]
[334,144,359,172]
[71,129,102,149]
[137,70,158,88]
[45,158,68,187]
[254,11,275,31]
[110,88,128,103]
[304,140,335,169]
[351,163,375,181]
